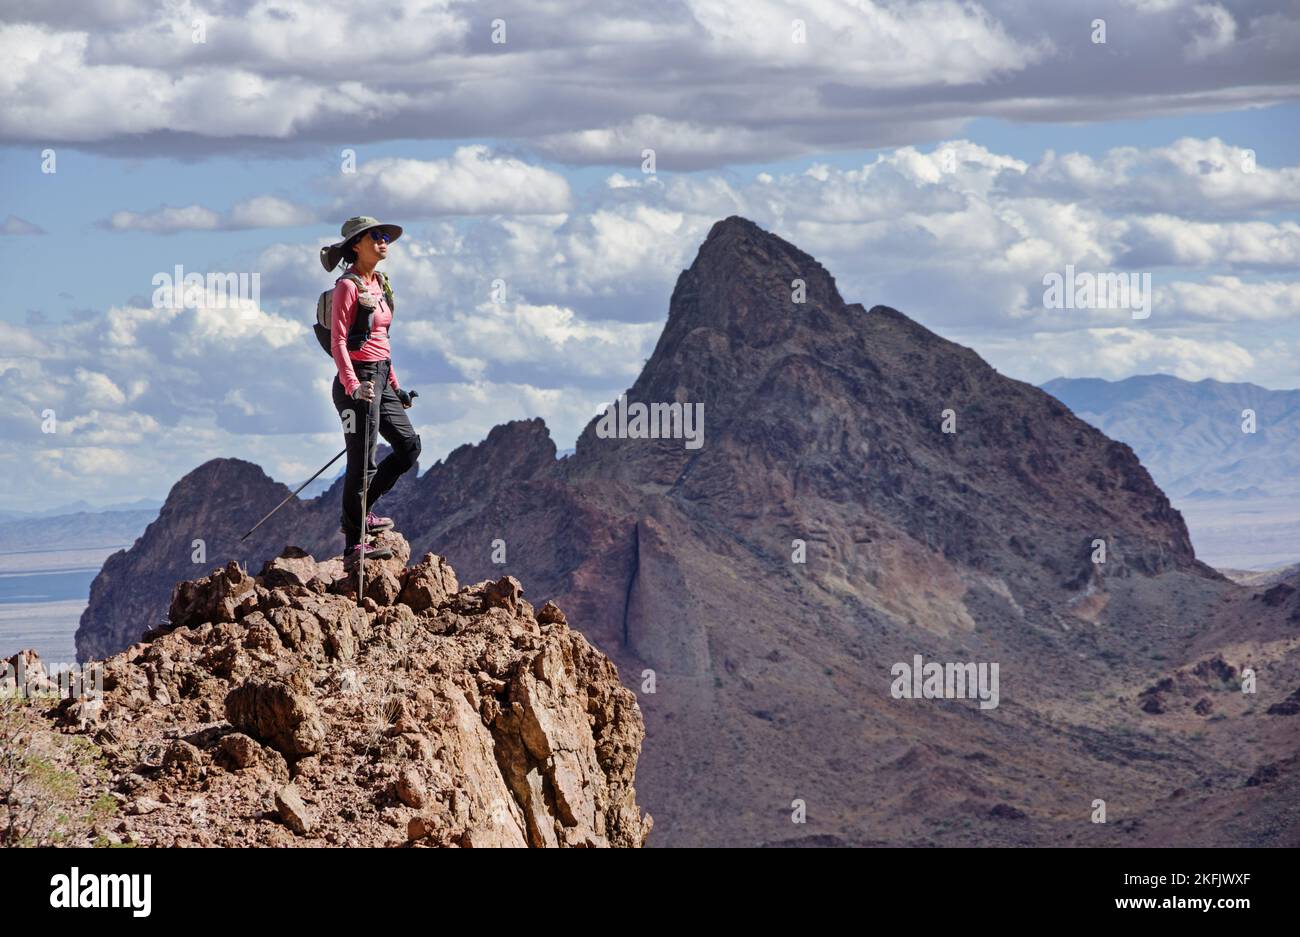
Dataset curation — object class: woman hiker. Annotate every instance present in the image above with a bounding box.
[320,216,421,566]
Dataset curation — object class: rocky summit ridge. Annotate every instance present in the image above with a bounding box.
[9,530,649,848]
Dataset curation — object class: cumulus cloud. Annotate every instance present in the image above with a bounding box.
[104,196,315,232]
[1160,276,1300,322]
[1003,137,1300,218]
[331,146,573,217]
[403,300,660,383]
[1,1,1296,166]
[1121,216,1300,268]
[976,327,1257,385]
[227,196,317,229]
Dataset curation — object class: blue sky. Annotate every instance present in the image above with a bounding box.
[1,0,1298,510]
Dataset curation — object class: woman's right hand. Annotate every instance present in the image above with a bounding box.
[351,380,375,402]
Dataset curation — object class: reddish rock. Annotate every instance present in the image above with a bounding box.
[224,677,326,758]
[12,534,647,848]
[258,547,322,590]
[398,553,459,612]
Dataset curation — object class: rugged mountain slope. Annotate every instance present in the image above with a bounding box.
[16,532,648,847]
[76,216,1300,847]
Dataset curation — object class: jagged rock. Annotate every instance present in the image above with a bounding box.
[1267,688,1300,716]
[1140,695,1166,715]
[1245,763,1281,787]
[399,553,459,612]
[259,547,322,590]
[162,739,204,778]
[365,566,403,607]
[483,576,523,616]
[337,669,362,694]
[2,649,58,696]
[395,766,426,808]
[276,784,315,835]
[169,561,257,630]
[266,607,324,655]
[406,809,451,843]
[10,533,647,848]
[224,677,326,758]
[537,601,566,626]
[216,732,261,769]
[1192,656,1237,684]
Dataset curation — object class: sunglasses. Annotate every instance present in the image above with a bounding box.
[368,230,391,243]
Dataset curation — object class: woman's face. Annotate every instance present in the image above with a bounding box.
[353,230,389,265]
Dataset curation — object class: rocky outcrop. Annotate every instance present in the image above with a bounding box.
[75,453,420,662]
[38,532,650,847]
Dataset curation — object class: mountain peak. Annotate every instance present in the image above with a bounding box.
[684,215,846,314]
[615,216,853,424]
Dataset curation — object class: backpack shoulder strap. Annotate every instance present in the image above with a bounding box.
[377,271,395,313]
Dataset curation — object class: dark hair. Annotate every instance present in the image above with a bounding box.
[342,236,360,265]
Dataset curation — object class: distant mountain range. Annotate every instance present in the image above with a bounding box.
[0,508,159,555]
[0,497,162,523]
[1043,375,1300,569]
[1042,375,1300,500]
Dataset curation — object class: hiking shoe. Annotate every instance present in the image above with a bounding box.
[344,542,393,567]
[340,513,394,535]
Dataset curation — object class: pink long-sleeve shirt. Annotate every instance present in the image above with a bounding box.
[331,266,399,397]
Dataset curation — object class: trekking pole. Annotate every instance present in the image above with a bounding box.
[239,448,347,542]
[357,395,372,608]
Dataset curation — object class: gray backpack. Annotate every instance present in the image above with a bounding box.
[314,271,395,354]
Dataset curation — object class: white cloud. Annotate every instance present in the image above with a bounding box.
[105,197,315,232]
[106,204,222,233]
[404,300,659,380]
[72,368,126,408]
[1185,3,1237,61]
[3,1,1295,168]
[1160,276,1300,322]
[1122,216,1300,267]
[335,146,573,217]
[978,327,1256,384]
[1004,137,1300,217]
[686,0,1047,86]
[536,114,800,169]
[35,446,135,479]
[227,196,317,229]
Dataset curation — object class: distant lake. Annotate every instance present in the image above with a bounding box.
[0,546,124,666]
[0,568,100,603]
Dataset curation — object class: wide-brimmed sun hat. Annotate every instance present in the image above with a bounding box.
[320,216,403,271]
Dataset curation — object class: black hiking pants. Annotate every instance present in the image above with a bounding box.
[331,358,420,550]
